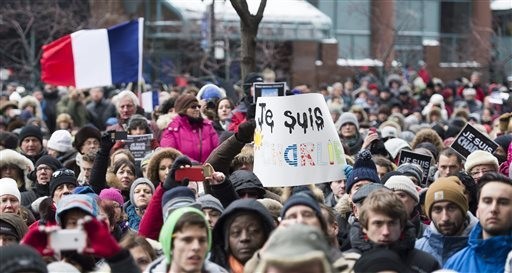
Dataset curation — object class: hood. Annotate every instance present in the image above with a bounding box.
[0,213,28,241]
[159,207,211,264]
[18,95,43,120]
[0,149,34,190]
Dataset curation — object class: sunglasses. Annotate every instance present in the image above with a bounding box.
[52,169,75,178]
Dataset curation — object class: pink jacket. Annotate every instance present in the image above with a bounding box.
[160,115,219,163]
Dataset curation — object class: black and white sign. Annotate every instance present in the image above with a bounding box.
[450,123,498,159]
[398,150,432,186]
[125,134,153,162]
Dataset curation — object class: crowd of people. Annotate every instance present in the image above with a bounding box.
[0,66,511,273]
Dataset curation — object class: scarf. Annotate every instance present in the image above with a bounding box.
[228,255,244,273]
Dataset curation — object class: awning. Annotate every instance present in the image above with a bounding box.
[147,0,333,41]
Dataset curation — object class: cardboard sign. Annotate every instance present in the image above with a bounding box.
[252,82,286,103]
[125,134,153,162]
[253,93,346,187]
[450,123,498,159]
[398,150,432,187]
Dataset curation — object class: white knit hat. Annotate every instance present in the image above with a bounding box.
[0,178,21,202]
[384,175,419,203]
[47,130,73,153]
[464,150,499,173]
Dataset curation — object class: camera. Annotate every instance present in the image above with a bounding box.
[49,229,87,252]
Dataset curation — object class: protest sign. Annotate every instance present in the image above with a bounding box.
[398,150,432,186]
[450,123,498,159]
[253,93,346,187]
[252,82,286,103]
[125,134,153,162]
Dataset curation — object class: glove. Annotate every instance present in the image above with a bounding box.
[21,225,56,257]
[80,216,121,259]
[163,155,192,190]
[235,119,256,143]
[343,164,353,179]
[99,131,116,155]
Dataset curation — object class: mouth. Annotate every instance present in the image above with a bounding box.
[187,255,202,263]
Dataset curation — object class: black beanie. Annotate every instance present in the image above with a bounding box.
[28,155,63,182]
[354,248,408,273]
[72,126,101,153]
[18,125,43,145]
[346,150,381,194]
[49,168,78,198]
[0,244,48,273]
[0,131,19,150]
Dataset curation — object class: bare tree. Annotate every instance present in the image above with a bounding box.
[230,0,267,79]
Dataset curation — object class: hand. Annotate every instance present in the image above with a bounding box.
[163,155,192,190]
[100,131,116,154]
[80,216,121,259]
[207,171,226,185]
[21,225,58,257]
[235,119,256,143]
[362,132,379,149]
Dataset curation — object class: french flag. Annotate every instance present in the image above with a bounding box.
[41,18,143,89]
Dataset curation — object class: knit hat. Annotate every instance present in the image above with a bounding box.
[346,150,381,194]
[384,138,411,159]
[381,171,403,184]
[174,94,199,114]
[230,170,266,198]
[0,213,28,241]
[396,163,423,185]
[99,187,124,206]
[47,261,81,273]
[72,126,101,153]
[352,183,390,204]
[0,177,21,202]
[0,244,48,273]
[18,124,43,145]
[255,224,333,273]
[425,177,468,219]
[34,155,62,172]
[257,198,283,221]
[197,194,224,213]
[161,186,200,220]
[280,191,322,220]
[339,112,359,130]
[47,130,73,153]
[130,177,155,207]
[384,175,419,203]
[49,168,78,198]
[127,114,149,131]
[0,131,19,150]
[353,248,408,273]
[464,150,499,173]
[55,194,98,225]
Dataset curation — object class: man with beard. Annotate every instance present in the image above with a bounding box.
[415,176,478,265]
[444,173,512,272]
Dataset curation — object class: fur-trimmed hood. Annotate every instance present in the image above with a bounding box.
[0,149,34,190]
[146,148,182,186]
[18,95,43,120]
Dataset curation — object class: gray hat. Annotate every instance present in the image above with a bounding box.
[352,183,390,204]
[396,163,423,185]
[339,112,359,130]
[130,178,155,207]
[197,194,224,213]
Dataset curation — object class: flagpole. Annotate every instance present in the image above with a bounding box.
[137,17,144,97]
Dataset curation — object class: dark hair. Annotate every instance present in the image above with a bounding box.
[112,158,136,175]
[457,171,478,214]
[373,155,395,172]
[477,172,512,201]
[160,97,176,114]
[440,148,463,165]
[174,211,208,234]
[119,233,157,261]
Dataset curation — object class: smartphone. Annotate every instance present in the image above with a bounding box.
[369,127,377,134]
[203,163,214,178]
[175,166,205,181]
[49,229,87,252]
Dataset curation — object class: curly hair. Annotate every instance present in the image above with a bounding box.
[146,148,182,186]
[410,128,444,160]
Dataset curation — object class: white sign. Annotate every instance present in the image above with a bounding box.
[253,93,346,187]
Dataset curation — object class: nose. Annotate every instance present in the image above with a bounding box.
[441,209,449,221]
[381,225,390,236]
[239,230,250,243]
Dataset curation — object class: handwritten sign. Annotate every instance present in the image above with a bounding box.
[451,123,498,159]
[253,93,346,187]
[398,150,432,187]
[125,134,153,162]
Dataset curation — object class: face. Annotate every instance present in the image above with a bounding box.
[470,164,497,183]
[376,165,387,179]
[203,208,221,229]
[185,102,201,118]
[228,213,266,264]
[129,126,146,136]
[477,182,512,239]
[116,165,135,191]
[47,149,60,158]
[0,234,17,246]
[53,183,76,204]
[1,165,22,185]
[89,88,103,102]
[171,225,209,273]
[0,194,20,214]
[363,210,402,245]
[80,160,93,183]
[118,97,136,120]
[158,158,173,183]
[217,99,233,121]
[330,179,346,198]
[130,246,153,272]
[393,191,417,217]
[133,184,153,209]
[63,209,89,229]
[80,138,99,154]
[20,136,42,156]
[430,201,466,236]
[36,164,53,185]
[340,123,356,138]
[437,155,462,177]
[283,205,321,229]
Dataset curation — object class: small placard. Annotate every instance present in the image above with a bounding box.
[398,150,432,186]
[450,123,498,159]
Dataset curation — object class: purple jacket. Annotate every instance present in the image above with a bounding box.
[160,115,219,163]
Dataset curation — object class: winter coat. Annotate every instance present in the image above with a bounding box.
[160,115,219,163]
[145,255,227,273]
[138,183,165,240]
[124,201,142,231]
[21,182,49,208]
[444,223,512,272]
[86,98,117,131]
[0,149,34,191]
[415,212,478,265]
[210,199,276,271]
[205,134,246,177]
[410,211,427,239]
[347,221,440,273]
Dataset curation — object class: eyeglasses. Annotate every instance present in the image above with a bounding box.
[470,169,492,177]
[189,105,200,109]
[36,166,52,172]
[52,169,75,178]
